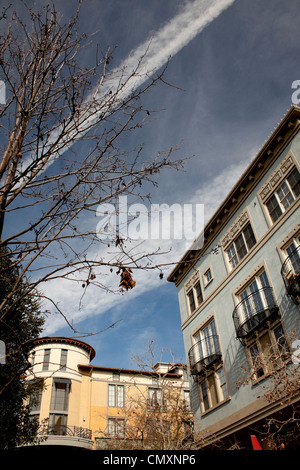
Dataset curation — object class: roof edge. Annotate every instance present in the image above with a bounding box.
[29,336,96,361]
[167,105,300,285]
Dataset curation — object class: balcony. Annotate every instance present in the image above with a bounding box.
[188,335,222,376]
[281,246,300,300]
[233,286,279,340]
[39,424,93,449]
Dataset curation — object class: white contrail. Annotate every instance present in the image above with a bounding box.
[23,0,236,170]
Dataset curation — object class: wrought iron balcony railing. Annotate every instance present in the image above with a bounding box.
[281,245,300,299]
[40,424,92,440]
[188,335,222,376]
[232,286,279,340]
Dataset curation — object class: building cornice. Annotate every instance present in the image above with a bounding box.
[167,105,300,286]
[30,336,96,361]
[78,363,183,378]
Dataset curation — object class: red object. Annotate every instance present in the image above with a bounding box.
[251,435,262,450]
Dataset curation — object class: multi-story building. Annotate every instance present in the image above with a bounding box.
[26,336,192,450]
[168,105,300,450]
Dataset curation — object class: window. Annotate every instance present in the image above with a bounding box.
[50,380,70,412]
[49,413,68,434]
[226,223,256,270]
[107,418,125,438]
[203,268,213,286]
[265,167,300,223]
[183,390,191,412]
[29,380,43,412]
[199,366,229,413]
[239,270,275,324]
[60,349,68,371]
[187,280,203,315]
[196,319,220,361]
[147,387,166,410]
[189,319,222,375]
[247,323,290,381]
[112,371,120,381]
[30,351,36,366]
[283,237,300,276]
[108,384,125,407]
[42,349,51,371]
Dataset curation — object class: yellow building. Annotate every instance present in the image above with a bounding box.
[27,336,192,450]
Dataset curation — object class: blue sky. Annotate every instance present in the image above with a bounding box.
[3,0,300,369]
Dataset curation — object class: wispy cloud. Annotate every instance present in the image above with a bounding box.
[39,0,239,334]
[24,0,236,170]
[43,156,249,335]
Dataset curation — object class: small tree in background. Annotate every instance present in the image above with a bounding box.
[96,340,194,450]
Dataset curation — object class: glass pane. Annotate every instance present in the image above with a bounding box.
[188,290,195,313]
[218,368,228,399]
[277,181,294,209]
[195,281,203,305]
[117,385,124,407]
[108,384,115,407]
[52,382,69,411]
[207,374,218,407]
[286,242,300,274]
[235,233,247,261]
[249,343,264,378]
[266,194,282,222]
[200,381,209,411]
[227,244,238,268]
[259,271,275,307]
[243,224,256,250]
[60,350,67,371]
[287,167,300,197]
[43,349,50,371]
[273,324,290,358]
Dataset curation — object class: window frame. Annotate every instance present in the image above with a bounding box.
[195,318,220,360]
[147,387,166,411]
[198,365,229,414]
[60,349,68,371]
[225,222,256,270]
[246,321,291,382]
[42,348,51,371]
[50,379,71,412]
[265,166,300,224]
[107,417,126,438]
[108,383,125,408]
[282,234,300,277]
[203,267,213,287]
[185,271,204,316]
[260,160,300,226]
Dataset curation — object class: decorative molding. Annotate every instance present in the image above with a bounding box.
[184,269,200,293]
[220,210,249,249]
[258,152,296,202]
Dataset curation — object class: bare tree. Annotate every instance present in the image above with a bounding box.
[0,2,186,331]
[120,341,193,450]
[236,329,300,449]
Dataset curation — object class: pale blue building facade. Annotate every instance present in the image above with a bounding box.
[168,106,300,449]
